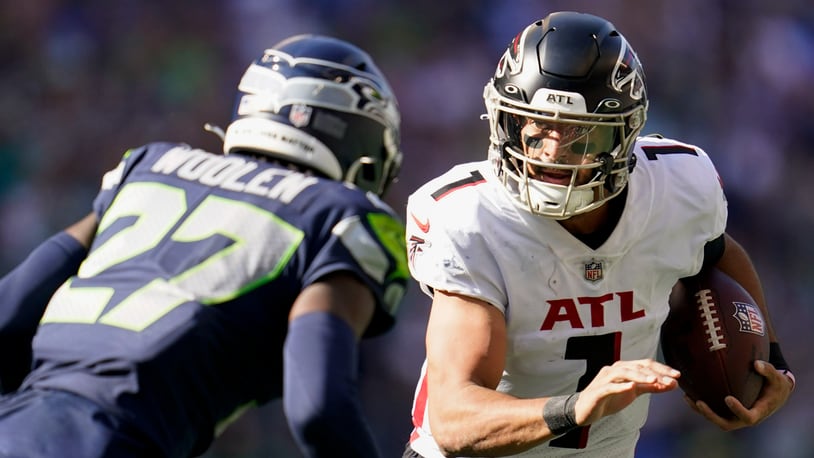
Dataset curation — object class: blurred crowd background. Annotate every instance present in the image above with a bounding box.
[1,0,812,457]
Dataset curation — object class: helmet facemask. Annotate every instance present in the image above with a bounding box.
[485,83,645,219]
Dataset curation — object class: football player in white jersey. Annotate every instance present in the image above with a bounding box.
[403,11,795,458]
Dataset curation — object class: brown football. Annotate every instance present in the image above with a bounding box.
[660,267,769,419]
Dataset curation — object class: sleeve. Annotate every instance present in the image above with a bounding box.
[697,147,728,241]
[283,312,381,458]
[405,189,507,313]
[301,191,408,337]
[640,138,729,278]
[683,147,728,276]
[0,231,88,392]
[92,145,149,217]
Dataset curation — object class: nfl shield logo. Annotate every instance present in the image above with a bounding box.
[584,260,603,282]
[733,302,765,336]
[289,104,313,127]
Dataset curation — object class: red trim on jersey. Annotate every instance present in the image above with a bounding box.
[410,372,430,442]
[576,426,591,449]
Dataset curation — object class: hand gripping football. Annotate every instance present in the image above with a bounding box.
[660,268,769,419]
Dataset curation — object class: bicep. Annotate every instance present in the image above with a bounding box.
[714,232,776,339]
[64,212,98,248]
[289,272,375,338]
[714,233,762,300]
[425,290,507,391]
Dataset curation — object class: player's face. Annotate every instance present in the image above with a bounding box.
[518,117,615,186]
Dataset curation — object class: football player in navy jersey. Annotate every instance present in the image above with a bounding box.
[0,34,407,458]
[402,12,794,458]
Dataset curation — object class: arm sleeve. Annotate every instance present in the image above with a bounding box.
[0,231,88,392]
[702,233,725,268]
[283,311,381,458]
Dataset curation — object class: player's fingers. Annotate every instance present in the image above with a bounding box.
[694,398,751,431]
[683,394,701,414]
[693,399,736,430]
[610,364,679,386]
[608,359,679,378]
[617,358,649,368]
[740,368,789,422]
[630,360,681,382]
[601,380,637,395]
[724,396,760,425]
[754,361,793,396]
[754,360,779,380]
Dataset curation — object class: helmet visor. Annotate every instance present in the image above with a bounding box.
[515,116,617,165]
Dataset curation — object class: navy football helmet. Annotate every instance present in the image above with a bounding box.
[223,35,402,196]
[484,12,647,218]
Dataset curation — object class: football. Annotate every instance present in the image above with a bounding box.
[660,267,769,419]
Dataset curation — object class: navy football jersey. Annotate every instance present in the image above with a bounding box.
[24,143,408,456]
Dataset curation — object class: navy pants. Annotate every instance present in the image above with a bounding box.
[0,389,159,458]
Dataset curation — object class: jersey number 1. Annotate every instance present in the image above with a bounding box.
[550,332,621,449]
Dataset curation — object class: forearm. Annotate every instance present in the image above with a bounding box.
[429,358,679,456]
[715,234,776,340]
[0,231,88,330]
[283,311,380,458]
[429,383,558,456]
[0,231,88,391]
[715,235,794,387]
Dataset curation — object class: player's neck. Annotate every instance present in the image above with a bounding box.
[558,187,627,249]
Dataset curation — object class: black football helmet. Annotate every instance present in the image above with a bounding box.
[484,12,647,218]
[223,35,402,196]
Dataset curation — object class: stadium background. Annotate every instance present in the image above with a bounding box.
[1,0,811,456]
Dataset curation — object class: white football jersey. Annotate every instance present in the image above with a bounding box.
[405,135,727,457]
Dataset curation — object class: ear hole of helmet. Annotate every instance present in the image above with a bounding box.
[361,161,377,182]
[288,105,394,193]
[346,153,395,195]
[497,112,523,176]
[499,112,522,147]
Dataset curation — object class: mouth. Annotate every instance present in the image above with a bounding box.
[528,165,573,185]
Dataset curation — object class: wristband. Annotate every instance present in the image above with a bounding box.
[543,393,579,436]
[769,342,790,371]
[769,342,795,390]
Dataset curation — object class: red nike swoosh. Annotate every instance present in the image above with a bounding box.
[410,213,430,233]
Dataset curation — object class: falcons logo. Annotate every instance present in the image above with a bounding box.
[408,235,426,268]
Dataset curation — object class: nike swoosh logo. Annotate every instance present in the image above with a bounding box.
[410,213,430,233]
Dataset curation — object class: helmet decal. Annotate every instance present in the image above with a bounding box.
[496,28,531,78]
[289,104,313,127]
[611,38,645,101]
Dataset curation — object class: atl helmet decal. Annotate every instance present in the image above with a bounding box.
[732,301,766,336]
[610,37,645,101]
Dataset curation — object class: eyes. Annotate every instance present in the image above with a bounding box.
[519,117,616,155]
[525,119,591,138]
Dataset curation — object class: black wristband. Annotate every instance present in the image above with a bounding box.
[769,342,791,372]
[543,393,579,436]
